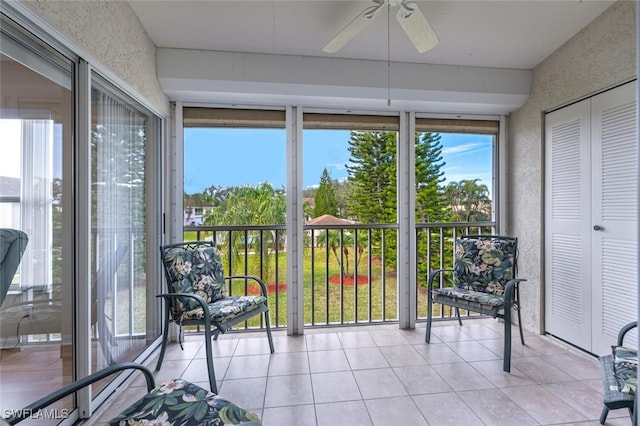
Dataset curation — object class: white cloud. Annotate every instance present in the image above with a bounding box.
[441,142,485,158]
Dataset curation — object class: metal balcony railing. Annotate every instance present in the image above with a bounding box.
[184,221,496,331]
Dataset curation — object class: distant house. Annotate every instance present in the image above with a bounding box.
[303,197,315,222]
[306,214,353,247]
[184,195,214,226]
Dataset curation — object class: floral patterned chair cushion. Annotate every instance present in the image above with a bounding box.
[432,237,516,307]
[452,237,516,295]
[108,379,261,425]
[612,345,638,395]
[163,246,227,315]
[206,295,267,323]
[435,286,505,307]
[162,245,266,323]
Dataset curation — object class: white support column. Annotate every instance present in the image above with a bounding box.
[76,59,93,418]
[286,105,304,335]
[497,115,508,233]
[163,102,183,343]
[170,101,184,244]
[397,111,416,329]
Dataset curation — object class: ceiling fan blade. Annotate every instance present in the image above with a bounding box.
[396,3,439,53]
[323,5,382,53]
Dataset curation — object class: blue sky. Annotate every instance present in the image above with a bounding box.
[183,128,493,195]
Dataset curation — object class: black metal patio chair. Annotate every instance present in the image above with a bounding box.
[156,240,274,393]
[599,321,637,425]
[425,234,527,372]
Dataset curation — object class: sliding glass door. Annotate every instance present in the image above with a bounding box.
[0,16,75,415]
[0,13,164,417]
[90,78,160,392]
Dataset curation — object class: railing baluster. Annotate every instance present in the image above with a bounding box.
[339,229,344,325]
[353,227,358,324]
[324,228,329,325]
[273,228,278,329]
[367,228,372,323]
[381,228,386,322]
[311,229,316,326]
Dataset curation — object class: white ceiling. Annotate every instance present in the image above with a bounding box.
[128,0,615,70]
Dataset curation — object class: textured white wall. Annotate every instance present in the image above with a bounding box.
[23,0,169,115]
[509,0,636,334]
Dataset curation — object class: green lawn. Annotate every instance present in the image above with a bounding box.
[218,245,400,327]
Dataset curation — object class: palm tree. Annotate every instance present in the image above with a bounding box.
[203,182,286,276]
[316,229,366,278]
[443,179,491,221]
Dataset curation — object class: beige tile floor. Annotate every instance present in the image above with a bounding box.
[90,319,634,425]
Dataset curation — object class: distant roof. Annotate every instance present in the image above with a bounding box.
[184,195,214,208]
[0,176,19,197]
[307,214,350,226]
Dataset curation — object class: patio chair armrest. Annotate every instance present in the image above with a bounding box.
[427,268,454,292]
[225,275,269,297]
[618,321,638,346]
[156,292,209,310]
[156,293,212,328]
[4,363,155,425]
[503,278,527,306]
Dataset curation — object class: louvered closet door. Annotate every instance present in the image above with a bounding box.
[545,99,592,350]
[590,81,637,355]
[545,80,637,354]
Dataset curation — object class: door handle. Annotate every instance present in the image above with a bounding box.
[593,225,603,231]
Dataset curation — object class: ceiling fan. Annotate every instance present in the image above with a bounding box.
[322,0,439,54]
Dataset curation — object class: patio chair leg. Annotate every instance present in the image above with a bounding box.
[155,306,171,371]
[425,292,433,343]
[515,286,525,345]
[212,329,220,341]
[599,406,608,425]
[264,310,274,353]
[455,308,462,326]
[204,327,218,393]
[517,305,525,345]
[503,303,512,373]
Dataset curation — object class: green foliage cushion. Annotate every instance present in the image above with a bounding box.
[184,295,267,322]
[163,246,227,318]
[453,237,516,295]
[435,287,505,307]
[612,345,637,395]
[108,379,261,425]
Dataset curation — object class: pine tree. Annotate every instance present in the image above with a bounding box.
[414,132,448,280]
[345,131,397,223]
[314,168,338,217]
[345,131,447,224]
[345,130,448,269]
[414,132,448,222]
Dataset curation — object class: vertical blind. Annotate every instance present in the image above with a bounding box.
[91,84,148,373]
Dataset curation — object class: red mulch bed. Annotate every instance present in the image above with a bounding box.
[246,275,368,293]
[247,282,287,295]
[329,274,369,286]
